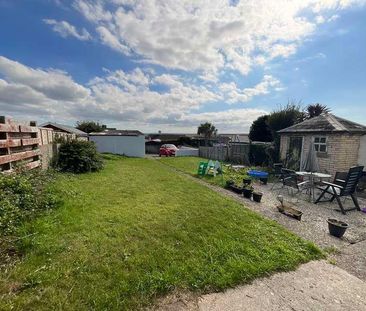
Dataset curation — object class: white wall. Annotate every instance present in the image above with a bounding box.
[175,147,199,157]
[358,135,366,167]
[89,135,145,158]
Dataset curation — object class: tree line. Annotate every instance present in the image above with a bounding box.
[249,102,330,142]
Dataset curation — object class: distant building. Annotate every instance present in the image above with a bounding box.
[41,122,88,140]
[217,133,250,144]
[89,129,145,157]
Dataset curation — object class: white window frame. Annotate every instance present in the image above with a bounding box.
[314,136,327,153]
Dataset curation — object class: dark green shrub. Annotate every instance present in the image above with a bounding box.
[56,140,103,173]
[0,169,60,235]
[250,144,271,166]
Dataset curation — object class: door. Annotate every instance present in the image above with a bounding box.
[287,136,303,171]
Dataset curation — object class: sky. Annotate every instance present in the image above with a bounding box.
[0,0,365,133]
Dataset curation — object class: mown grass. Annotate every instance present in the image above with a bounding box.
[159,156,253,187]
[0,155,322,310]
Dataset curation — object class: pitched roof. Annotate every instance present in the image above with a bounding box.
[218,133,250,143]
[278,113,366,134]
[89,129,144,136]
[41,122,88,136]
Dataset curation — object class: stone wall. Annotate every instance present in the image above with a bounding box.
[39,143,60,170]
[358,135,366,167]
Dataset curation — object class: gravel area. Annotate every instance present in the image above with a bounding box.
[158,161,366,281]
[202,179,366,281]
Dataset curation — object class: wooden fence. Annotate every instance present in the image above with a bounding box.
[0,116,79,172]
[0,116,40,172]
[199,143,250,164]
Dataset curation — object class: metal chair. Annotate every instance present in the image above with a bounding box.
[279,168,310,199]
[270,163,284,190]
[315,166,364,214]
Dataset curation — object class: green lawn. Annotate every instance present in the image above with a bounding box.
[159,156,205,175]
[159,156,252,186]
[0,156,322,310]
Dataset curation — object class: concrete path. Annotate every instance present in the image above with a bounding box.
[199,261,366,311]
[155,261,366,311]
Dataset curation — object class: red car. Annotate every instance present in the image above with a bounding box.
[159,144,178,157]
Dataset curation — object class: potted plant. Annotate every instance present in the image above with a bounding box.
[243,177,251,186]
[252,191,263,203]
[259,177,268,185]
[225,180,235,189]
[243,186,253,199]
[230,184,243,194]
[327,219,349,238]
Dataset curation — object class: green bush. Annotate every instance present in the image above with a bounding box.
[0,169,60,236]
[250,144,271,166]
[56,140,103,173]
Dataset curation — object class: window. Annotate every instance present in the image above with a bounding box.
[314,137,327,152]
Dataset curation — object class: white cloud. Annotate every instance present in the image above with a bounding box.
[96,26,130,54]
[328,14,340,21]
[73,0,112,23]
[219,75,281,104]
[0,56,90,101]
[297,52,327,63]
[315,15,326,24]
[43,19,92,41]
[0,56,273,132]
[73,0,364,79]
[178,108,268,131]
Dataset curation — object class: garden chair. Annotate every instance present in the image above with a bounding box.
[278,168,310,199]
[270,163,284,190]
[314,166,364,214]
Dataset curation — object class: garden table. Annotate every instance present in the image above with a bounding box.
[296,171,332,202]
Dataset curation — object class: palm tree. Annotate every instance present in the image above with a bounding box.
[197,122,217,146]
[306,103,331,119]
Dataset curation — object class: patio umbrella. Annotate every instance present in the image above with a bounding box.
[300,140,319,173]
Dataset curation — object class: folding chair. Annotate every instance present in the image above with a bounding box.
[314,166,364,214]
[279,169,310,199]
[270,163,284,190]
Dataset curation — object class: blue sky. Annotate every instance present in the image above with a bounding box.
[0,0,365,133]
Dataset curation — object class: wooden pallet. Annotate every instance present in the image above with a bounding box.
[0,116,40,172]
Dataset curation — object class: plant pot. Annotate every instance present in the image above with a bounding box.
[243,178,252,186]
[276,204,303,221]
[243,188,253,199]
[252,192,263,203]
[229,184,243,194]
[225,180,235,189]
[327,219,349,238]
[259,177,268,185]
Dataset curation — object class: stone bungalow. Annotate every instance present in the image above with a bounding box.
[278,113,366,176]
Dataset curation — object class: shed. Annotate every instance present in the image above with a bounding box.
[41,122,88,140]
[218,133,250,144]
[278,113,366,175]
[89,129,145,157]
